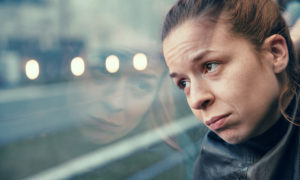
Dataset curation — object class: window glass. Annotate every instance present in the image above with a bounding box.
[0,1,208,179]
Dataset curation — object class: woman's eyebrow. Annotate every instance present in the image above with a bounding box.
[169,50,214,78]
[169,72,178,78]
[190,49,212,63]
[133,73,158,80]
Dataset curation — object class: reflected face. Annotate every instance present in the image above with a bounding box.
[163,19,281,144]
[82,55,163,144]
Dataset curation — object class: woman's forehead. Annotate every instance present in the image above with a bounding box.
[163,18,235,62]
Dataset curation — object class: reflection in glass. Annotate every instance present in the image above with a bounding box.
[80,49,172,145]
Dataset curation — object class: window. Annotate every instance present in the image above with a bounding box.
[0,1,208,179]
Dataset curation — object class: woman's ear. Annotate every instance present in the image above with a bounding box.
[263,34,289,74]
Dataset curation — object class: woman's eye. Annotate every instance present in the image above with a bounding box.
[130,81,155,96]
[178,80,189,89]
[204,62,219,73]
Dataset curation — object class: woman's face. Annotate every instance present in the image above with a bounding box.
[163,19,282,144]
[81,54,163,144]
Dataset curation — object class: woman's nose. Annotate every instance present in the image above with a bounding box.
[188,81,214,110]
[105,92,126,113]
[102,79,127,113]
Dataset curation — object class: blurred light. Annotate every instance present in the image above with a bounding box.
[71,57,85,76]
[25,59,39,80]
[105,55,120,73]
[133,53,148,71]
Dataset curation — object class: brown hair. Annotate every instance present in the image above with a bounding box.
[162,0,300,123]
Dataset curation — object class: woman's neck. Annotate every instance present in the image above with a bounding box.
[244,116,289,156]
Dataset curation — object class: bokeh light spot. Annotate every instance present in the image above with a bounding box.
[105,55,120,73]
[25,59,40,80]
[71,57,85,76]
[133,53,148,71]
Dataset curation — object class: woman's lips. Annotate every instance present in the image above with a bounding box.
[206,113,231,130]
[89,115,121,127]
[85,115,123,133]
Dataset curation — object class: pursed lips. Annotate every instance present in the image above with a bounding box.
[88,115,122,127]
[205,113,231,127]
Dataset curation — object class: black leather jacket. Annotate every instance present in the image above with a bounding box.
[193,98,300,180]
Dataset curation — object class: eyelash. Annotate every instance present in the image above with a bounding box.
[176,61,220,90]
[203,61,220,74]
[177,79,189,90]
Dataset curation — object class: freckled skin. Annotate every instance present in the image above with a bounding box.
[163,19,282,144]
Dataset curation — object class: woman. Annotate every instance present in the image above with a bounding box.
[79,48,176,145]
[162,0,300,179]
[73,48,201,179]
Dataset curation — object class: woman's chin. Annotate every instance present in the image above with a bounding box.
[217,131,247,145]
